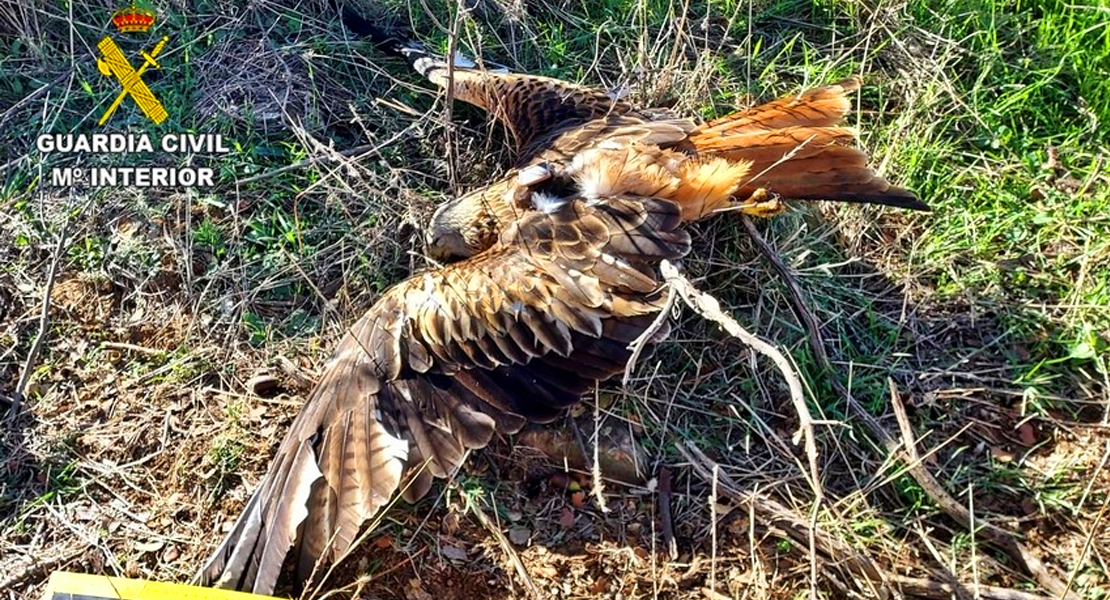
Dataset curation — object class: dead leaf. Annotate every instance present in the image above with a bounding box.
[558,507,575,529]
[441,543,467,562]
[441,511,460,535]
[1018,422,1036,446]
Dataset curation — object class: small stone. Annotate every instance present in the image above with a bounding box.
[441,544,467,562]
[508,527,530,546]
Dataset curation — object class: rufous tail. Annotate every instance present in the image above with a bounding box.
[687,77,928,211]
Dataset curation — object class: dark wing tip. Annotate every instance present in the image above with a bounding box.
[880,188,931,212]
[340,6,410,56]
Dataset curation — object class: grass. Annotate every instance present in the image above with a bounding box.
[1,0,1109,598]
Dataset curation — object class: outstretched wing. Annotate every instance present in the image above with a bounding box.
[525,114,698,169]
[341,7,630,157]
[196,195,690,594]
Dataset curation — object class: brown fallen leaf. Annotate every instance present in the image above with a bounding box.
[558,507,576,529]
[1018,422,1037,446]
[441,543,467,562]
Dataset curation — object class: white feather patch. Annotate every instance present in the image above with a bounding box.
[570,150,605,199]
[518,163,552,186]
[451,51,476,69]
[531,192,568,214]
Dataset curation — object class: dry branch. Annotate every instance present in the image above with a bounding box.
[887,574,1058,600]
[677,442,890,598]
[888,381,1080,600]
[7,197,82,424]
[659,260,823,502]
[738,214,1080,600]
[658,466,678,560]
[467,495,546,600]
[679,444,1062,600]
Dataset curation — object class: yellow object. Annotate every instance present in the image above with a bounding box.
[41,571,279,600]
[96,35,169,125]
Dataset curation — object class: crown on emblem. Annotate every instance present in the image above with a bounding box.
[111,3,156,33]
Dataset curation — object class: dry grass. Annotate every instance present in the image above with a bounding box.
[2,0,1108,598]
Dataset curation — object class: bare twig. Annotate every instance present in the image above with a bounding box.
[99,341,166,356]
[467,495,546,600]
[888,380,1079,600]
[913,524,974,600]
[682,443,1059,600]
[659,260,823,502]
[887,574,1059,600]
[739,213,1078,599]
[0,68,74,132]
[0,547,85,590]
[1064,489,1110,598]
[590,388,609,512]
[8,198,80,424]
[708,463,719,594]
[442,0,466,195]
[658,466,678,560]
[622,283,676,387]
[677,442,890,597]
[738,215,835,393]
[233,124,416,186]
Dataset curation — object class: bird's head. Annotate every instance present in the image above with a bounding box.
[426,195,497,262]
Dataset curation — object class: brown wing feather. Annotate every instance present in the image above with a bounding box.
[425,78,925,262]
[527,115,698,169]
[446,71,633,158]
[340,7,629,159]
[195,196,690,594]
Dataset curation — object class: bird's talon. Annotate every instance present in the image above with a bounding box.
[731,189,786,217]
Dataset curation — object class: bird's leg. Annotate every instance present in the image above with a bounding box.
[728,188,786,217]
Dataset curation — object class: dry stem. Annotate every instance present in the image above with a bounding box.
[467,494,546,600]
[659,260,823,502]
[8,195,82,424]
[738,213,1078,599]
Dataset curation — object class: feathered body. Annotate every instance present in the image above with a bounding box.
[427,77,927,260]
[195,11,927,594]
[196,189,690,593]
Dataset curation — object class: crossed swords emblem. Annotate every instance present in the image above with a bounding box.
[96,35,169,125]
